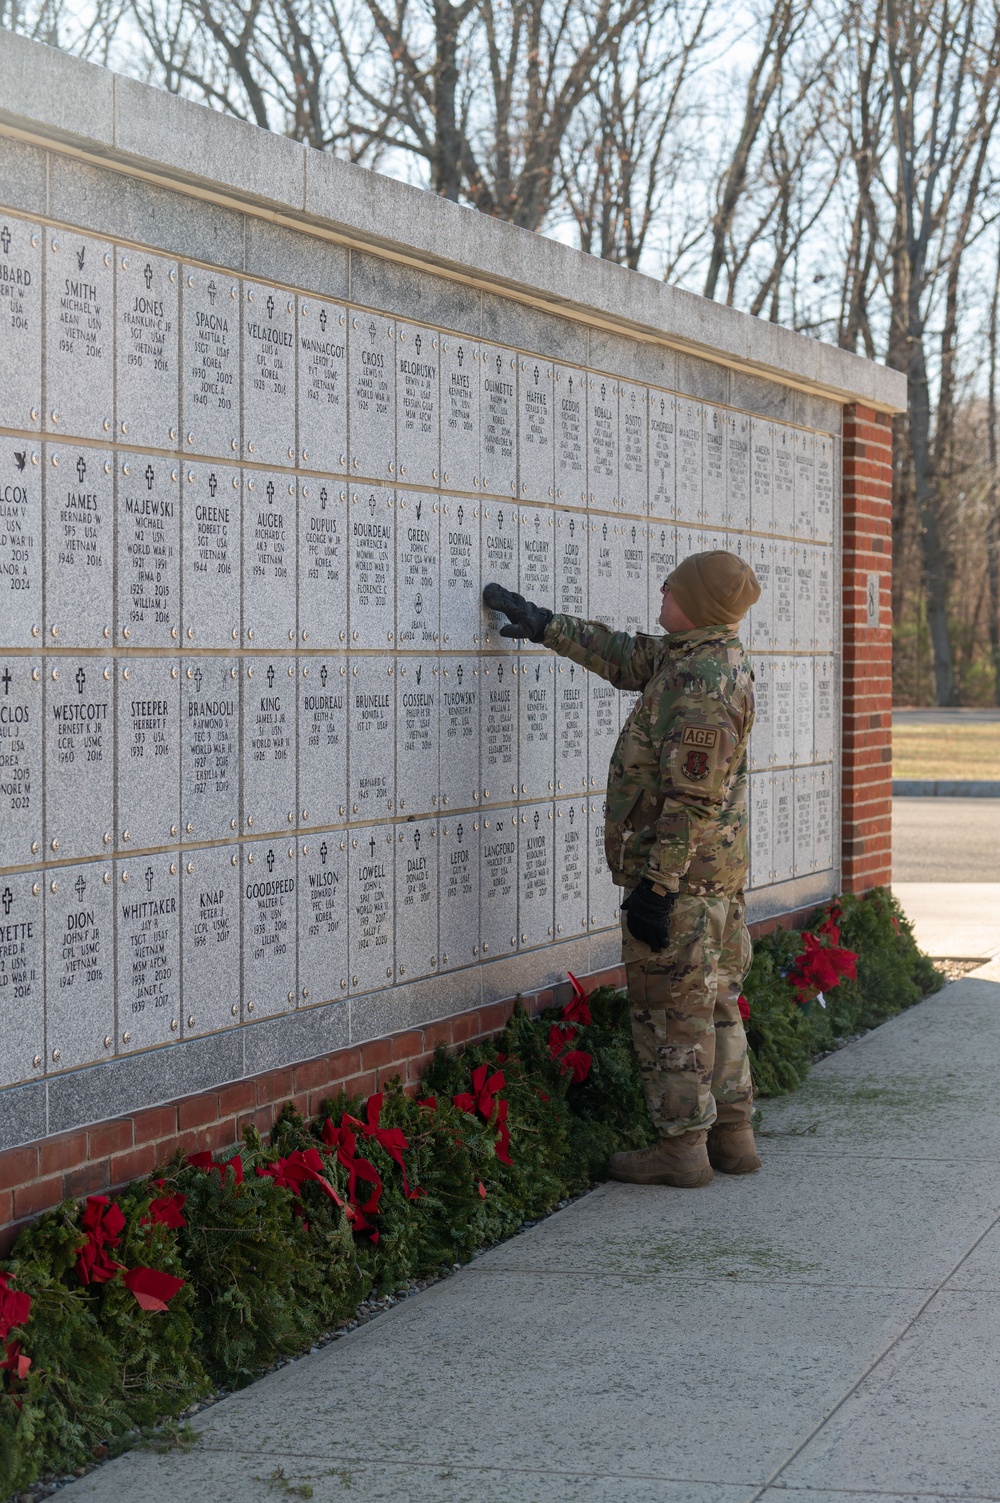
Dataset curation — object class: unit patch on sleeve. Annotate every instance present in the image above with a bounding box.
[680,725,719,750]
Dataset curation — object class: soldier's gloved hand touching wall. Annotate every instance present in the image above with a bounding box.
[482,583,552,643]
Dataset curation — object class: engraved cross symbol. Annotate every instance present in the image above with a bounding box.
[534,810,540,829]
[497,508,503,528]
[568,374,574,394]
[319,308,327,331]
[368,321,377,344]
[75,666,86,695]
[266,480,275,504]
[368,494,376,516]
[76,455,86,483]
[0,226,9,255]
[368,835,376,858]
[144,866,154,893]
[320,487,328,510]
[207,280,218,304]
[75,874,86,903]
[569,518,575,537]
[495,353,502,374]
[266,849,275,873]
[533,365,539,385]
[266,293,275,319]
[143,263,153,290]
[415,333,422,354]
[144,465,155,492]
[266,664,275,689]
[631,525,636,543]
[208,473,218,497]
[320,664,329,687]
[0,668,10,695]
[319,841,328,865]
[1,888,11,916]
[457,345,465,366]
[414,829,421,851]
[457,504,464,525]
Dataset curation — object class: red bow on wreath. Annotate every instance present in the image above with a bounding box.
[143,1184,187,1229]
[788,930,857,1006]
[361,1094,423,1200]
[562,973,593,1027]
[0,1271,32,1380]
[453,1064,513,1165]
[186,1150,244,1184]
[321,1116,384,1241]
[76,1196,126,1285]
[257,1146,348,1211]
[548,1023,592,1085]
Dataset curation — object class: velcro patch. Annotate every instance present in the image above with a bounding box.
[681,725,719,750]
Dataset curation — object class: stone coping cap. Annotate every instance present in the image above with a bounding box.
[0,29,906,414]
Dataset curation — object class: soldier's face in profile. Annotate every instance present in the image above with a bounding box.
[659,582,692,633]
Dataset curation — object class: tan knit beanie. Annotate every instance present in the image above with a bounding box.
[666,550,761,627]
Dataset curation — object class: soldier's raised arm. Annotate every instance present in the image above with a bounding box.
[481,582,660,690]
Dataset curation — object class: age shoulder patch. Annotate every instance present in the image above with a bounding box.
[680,725,719,750]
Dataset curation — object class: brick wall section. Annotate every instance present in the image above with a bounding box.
[841,403,893,893]
[0,966,624,1253]
[0,894,827,1250]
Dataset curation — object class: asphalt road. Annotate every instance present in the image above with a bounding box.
[893,796,1000,882]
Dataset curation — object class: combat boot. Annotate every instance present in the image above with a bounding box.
[608,1130,713,1188]
[707,1121,761,1175]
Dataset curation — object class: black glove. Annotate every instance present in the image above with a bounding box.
[482,582,552,644]
[623,879,675,951]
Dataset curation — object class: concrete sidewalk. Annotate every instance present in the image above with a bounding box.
[60,965,1000,1503]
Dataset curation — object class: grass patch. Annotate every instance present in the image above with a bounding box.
[893,718,1000,779]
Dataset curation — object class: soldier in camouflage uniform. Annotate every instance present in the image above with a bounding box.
[483,549,761,1187]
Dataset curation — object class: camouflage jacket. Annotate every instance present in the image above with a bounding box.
[543,615,755,897]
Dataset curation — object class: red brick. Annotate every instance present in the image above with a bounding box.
[339,1072,377,1100]
[478,1002,512,1035]
[38,1130,88,1179]
[218,1080,258,1116]
[256,1068,295,1105]
[133,1105,179,1145]
[0,1146,39,1192]
[0,1188,12,1227]
[13,1174,64,1220]
[423,1020,456,1051]
[391,1030,424,1062]
[293,1057,335,1093]
[64,1160,112,1201]
[89,1119,133,1159]
[360,1038,394,1071]
[109,1145,157,1186]
[178,1093,220,1130]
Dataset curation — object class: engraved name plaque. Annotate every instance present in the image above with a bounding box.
[397,657,439,816]
[554,365,586,504]
[299,480,347,648]
[482,504,519,649]
[555,799,588,939]
[518,803,554,949]
[243,658,296,835]
[440,659,479,810]
[45,861,114,1072]
[441,337,478,492]
[244,472,296,649]
[397,492,440,649]
[118,455,179,648]
[480,809,518,958]
[116,249,178,449]
[243,282,295,466]
[0,214,41,432]
[348,657,395,820]
[45,658,113,862]
[242,840,296,1019]
[0,873,43,1088]
[396,323,439,488]
[299,658,347,827]
[299,833,349,1005]
[45,231,113,441]
[480,344,517,498]
[182,268,239,459]
[518,357,554,502]
[0,436,41,646]
[0,657,41,866]
[349,825,394,992]
[395,819,438,980]
[182,844,241,1035]
[298,298,347,472]
[182,658,239,842]
[116,854,181,1050]
[439,816,480,970]
[117,657,180,851]
[349,488,395,648]
[587,374,618,509]
[349,313,396,482]
[182,464,239,648]
[481,658,518,804]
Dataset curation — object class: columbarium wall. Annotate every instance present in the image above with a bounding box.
[0,30,904,1160]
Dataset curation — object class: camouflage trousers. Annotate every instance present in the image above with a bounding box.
[621,891,754,1138]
